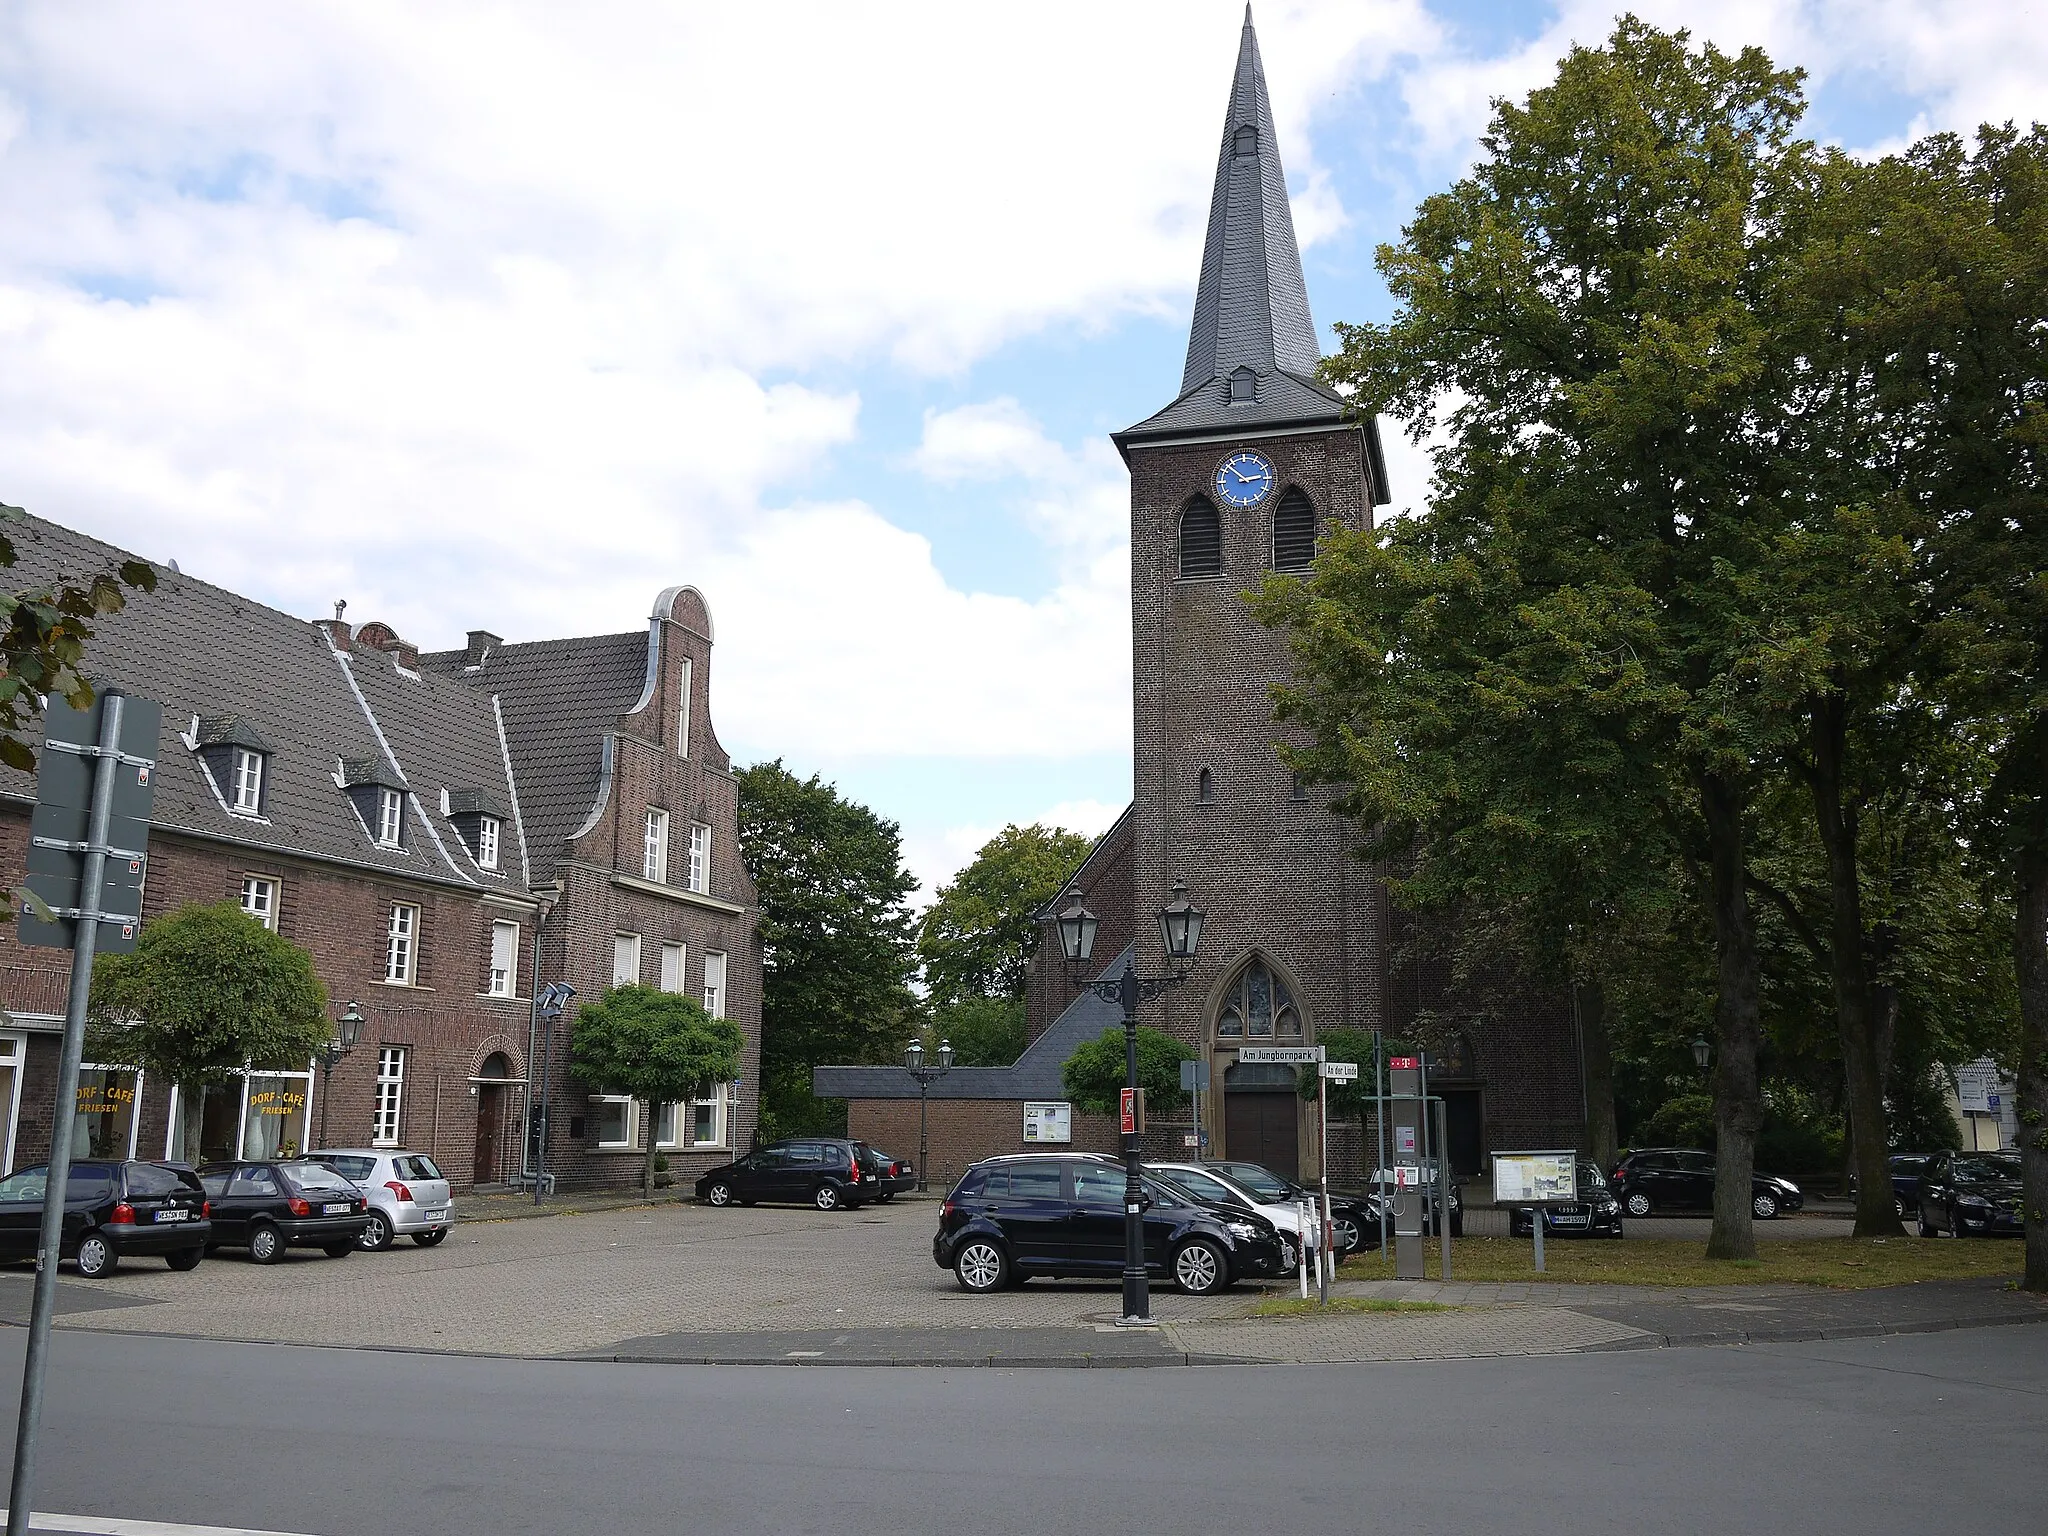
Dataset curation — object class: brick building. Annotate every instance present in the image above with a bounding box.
[0,513,760,1190]
[828,12,1583,1183]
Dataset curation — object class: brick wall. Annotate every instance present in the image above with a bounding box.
[1023,814,1135,1046]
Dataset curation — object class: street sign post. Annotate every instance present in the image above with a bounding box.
[7,692,161,1536]
[1179,1058,1209,1158]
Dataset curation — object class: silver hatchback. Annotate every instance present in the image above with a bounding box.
[309,1149,454,1250]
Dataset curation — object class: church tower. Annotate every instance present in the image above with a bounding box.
[1111,9,1391,1179]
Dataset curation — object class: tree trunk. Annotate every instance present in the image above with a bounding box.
[2017,845,2048,1294]
[1807,699,1903,1235]
[1700,771,1762,1261]
[1576,979,1619,1170]
[644,1101,658,1201]
[179,1081,204,1166]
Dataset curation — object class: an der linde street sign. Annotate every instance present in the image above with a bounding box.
[1319,1061,1358,1081]
[1236,1046,1323,1064]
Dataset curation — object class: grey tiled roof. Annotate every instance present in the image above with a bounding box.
[812,946,1133,1102]
[420,631,648,879]
[0,513,523,892]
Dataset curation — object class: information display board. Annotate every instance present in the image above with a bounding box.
[1022,1101,1071,1143]
[1493,1150,1580,1206]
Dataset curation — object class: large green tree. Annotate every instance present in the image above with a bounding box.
[917,823,1092,1009]
[928,995,1029,1069]
[737,759,920,1139]
[1062,1025,1191,1118]
[569,984,744,1197]
[85,901,331,1163]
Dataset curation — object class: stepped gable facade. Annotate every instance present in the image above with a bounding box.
[0,511,759,1190]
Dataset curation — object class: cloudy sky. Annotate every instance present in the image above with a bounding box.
[2,1,2043,898]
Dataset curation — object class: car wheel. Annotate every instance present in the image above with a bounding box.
[1951,1209,1973,1238]
[1624,1191,1653,1219]
[321,1242,356,1259]
[954,1239,1008,1293]
[248,1223,286,1265]
[813,1182,843,1211]
[412,1230,447,1247]
[165,1247,203,1272]
[1331,1215,1361,1253]
[357,1211,395,1251]
[1917,1207,1938,1238]
[878,1192,895,1204]
[1173,1239,1228,1296]
[1893,1195,1905,1219]
[1752,1191,1780,1220]
[73,1233,117,1279]
[705,1181,734,1207]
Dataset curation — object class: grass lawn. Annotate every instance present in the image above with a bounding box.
[1251,1296,1453,1318]
[1337,1234,2025,1289]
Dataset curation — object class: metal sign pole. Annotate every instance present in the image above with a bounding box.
[1374,1031,1387,1256]
[1434,1096,1452,1283]
[7,695,124,1536]
[1534,1205,1546,1273]
[1317,1070,1331,1302]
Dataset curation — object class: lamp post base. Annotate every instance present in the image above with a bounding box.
[1113,1314,1162,1329]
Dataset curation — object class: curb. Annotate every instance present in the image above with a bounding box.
[1575,1311,2048,1352]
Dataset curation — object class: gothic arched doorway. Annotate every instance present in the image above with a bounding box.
[1214,956,1307,1178]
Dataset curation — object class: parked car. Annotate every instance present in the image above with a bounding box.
[1848,1153,1936,1220]
[696,1138,872,1210]
[935,1153,1288,1295]
[197,1160,373,1262]
[1207,1159,1385,1254]
[309,1149,454,1249]
[858,1147,916,1202]
[1146,1160,1379,1256]
[1609,1149,1803,1220]
[1367,1162,1464,1236]
[1507,1160,1625,1239]
[1913,1151,2024,1239]
[0,1160,209,1277]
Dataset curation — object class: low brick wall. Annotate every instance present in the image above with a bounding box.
[850,1098,1200,1192]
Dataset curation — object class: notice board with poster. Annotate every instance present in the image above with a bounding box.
[1022,1101,1072,1144]
[1493,1150,1580,1205]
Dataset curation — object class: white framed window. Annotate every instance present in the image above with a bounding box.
[659,941,684,993]
[690,1083,726,1148]
[703,950,726,1019]
[613,932,641,987]
[385,904,418,984]
[477,815,501,871]
[230,747,265,814]
[376,787,405,848]
[688,822,711,894]
[644,807,669,883]
[371,1046,406,1146]
[655,1099,681,1149]
[677,657,692,757]
[489,920,519,998]
[240,875,278,931]
[592,1096,634,1148]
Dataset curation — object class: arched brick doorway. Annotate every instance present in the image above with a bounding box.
[473,1051,515,1186]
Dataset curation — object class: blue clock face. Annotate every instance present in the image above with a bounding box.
[1215,451,1275,508]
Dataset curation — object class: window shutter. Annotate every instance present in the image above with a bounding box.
[1178,498,1221,578]
[1271,488,1316,570]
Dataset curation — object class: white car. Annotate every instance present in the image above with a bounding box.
[1146,1161,1327,1254]
[309,1149,453,1250]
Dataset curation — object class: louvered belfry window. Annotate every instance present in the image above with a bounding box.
[1178,497,1222,579]
[1271,487,1316,571]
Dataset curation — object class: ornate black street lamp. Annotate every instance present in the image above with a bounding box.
[1057,879,1204,1326]
[314,1000,365,1151]
[904,1037,953,1192]
[1692,1037,1712,1075]
[530,981,577,1206]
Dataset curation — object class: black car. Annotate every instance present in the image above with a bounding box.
[197,1160,372,1262]
[1849,1153,1936,1220]
[934,1153,1288,1295]
[1610,1148,1803,1220]
[1204,1159,1385,1254]
[1508,1160,1625,1239]
[1914,1151,2024,1238]
[859,1147,916,1202]
[0,1160,209,1277]
[696,1138,872,1211]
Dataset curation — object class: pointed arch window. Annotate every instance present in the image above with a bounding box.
[1271,487,1317,571]
[1178,497,1222,579]
[1215,956,1302,1040]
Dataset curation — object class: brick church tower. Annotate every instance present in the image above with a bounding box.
[1106,9,1390,1178]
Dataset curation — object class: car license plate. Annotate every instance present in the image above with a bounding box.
[424,1207,449,1220]
[152,1209,187,1222]
[1553,1215,1589,1226]
[322,1202,352,1215]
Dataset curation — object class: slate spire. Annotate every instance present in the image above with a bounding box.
[1180,6,1320,396]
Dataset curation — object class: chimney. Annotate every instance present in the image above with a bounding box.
[319,598,352,649]
[464,629,503,669]
[353,621,418,670]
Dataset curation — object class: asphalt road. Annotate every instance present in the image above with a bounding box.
[3,1325,2042,1535]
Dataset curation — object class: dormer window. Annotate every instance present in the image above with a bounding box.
[444,786,512,873]
[1229,366,1257,403]
[231,747,265,813]
[376,788,405,849]
[477,815,501,871]
[1233,123,1257,160]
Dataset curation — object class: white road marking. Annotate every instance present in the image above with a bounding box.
[0,1511,320,1536]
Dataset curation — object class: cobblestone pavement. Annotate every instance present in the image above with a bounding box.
[21,1198,1270,1355]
